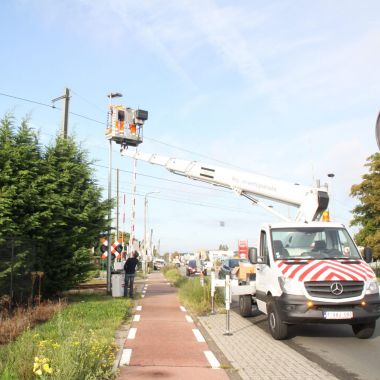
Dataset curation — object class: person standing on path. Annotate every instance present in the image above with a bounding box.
[124,251,139,298]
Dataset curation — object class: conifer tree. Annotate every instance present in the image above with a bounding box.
[0,115,111,297]
[350,153,380,259]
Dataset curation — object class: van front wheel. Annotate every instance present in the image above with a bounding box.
[267,299,288,340]
[352,321,376,339]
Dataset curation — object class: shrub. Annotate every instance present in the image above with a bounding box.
[163,268,224,315]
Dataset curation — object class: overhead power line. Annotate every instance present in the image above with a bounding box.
[91,163,231,193]
[109,189,254,215]
[0,92,54,109]
[0,90,246,170]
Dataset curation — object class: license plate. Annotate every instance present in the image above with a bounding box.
[323,311,353,319]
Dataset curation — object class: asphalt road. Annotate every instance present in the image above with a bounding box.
[230,298,380,380]
[178,267,380,379]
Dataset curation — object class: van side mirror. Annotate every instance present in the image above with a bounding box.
[363,247,373,263]
[248,247,257,264]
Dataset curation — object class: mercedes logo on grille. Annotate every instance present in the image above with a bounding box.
[330,282,344,296]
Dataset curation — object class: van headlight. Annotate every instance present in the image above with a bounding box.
[365,280,379,294]
[278,277,304,295]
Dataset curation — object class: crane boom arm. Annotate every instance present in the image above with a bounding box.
[121,150,329,222]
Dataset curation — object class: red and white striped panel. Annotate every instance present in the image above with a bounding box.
[276,260,376,282]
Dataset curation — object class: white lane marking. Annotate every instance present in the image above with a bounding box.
[192,329,205,343]
[136,306,142,311]
[119,349,132,366]
[185,315,193,323]
[127,328,137,340]
[204,351,220,369]
[180,306,186,312]
[133,314,141,322]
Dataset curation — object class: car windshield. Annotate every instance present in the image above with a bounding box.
[188,260,197,268]
[271,227,361,260]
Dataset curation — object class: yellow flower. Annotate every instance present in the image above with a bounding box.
[35,368,42,376]
[43,363,53,374]
[52,343,60,349]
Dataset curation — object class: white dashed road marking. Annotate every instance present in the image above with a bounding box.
[133,314,141,322]
[180,306,186,312]
[185,315,193,323]
[204,351,220,369]
[136,306,142,311]
[127,328,137,340]
[192,329,205,343]
[119,349,132,366]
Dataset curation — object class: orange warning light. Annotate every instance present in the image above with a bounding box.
[322,211,330,222]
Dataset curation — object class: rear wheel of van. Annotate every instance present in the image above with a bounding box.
[351,321,376,339]
[239,295,252,317]
[267,299,288,340]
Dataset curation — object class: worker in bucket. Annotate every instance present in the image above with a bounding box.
[124,251,139,298]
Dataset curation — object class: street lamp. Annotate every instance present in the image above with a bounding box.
[327,173,335,221]
[144,191,160,275]
[106,92,123,294]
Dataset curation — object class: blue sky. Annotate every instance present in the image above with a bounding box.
[1,1,379,254]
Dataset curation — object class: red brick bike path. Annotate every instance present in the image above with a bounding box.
[117,272,229,379]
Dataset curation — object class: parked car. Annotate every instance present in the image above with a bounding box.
[218,258,247,279]
[186,259,208,276]
[153,259,166,270]
[186,259,199,276]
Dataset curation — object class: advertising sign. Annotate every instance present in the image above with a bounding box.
[238,240,248,259]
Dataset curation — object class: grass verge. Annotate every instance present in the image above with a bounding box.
[0,293,132,380]
[163,267,223,315]
[0,302,65,345]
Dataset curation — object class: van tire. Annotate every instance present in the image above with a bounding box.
[352,321,376,339]
[267,299,288,340]
[239,295,252,317]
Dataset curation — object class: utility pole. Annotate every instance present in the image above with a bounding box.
[116,168,119,241]
[52,87,70,138]
[106,92,123,294]
[144,196,147,275]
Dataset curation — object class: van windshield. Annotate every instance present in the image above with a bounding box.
[271,227,361,260]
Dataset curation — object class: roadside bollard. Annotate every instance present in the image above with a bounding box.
[210,271,216,314]
[223,274,232,336]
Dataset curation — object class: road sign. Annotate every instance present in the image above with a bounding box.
[111,240,123,257]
